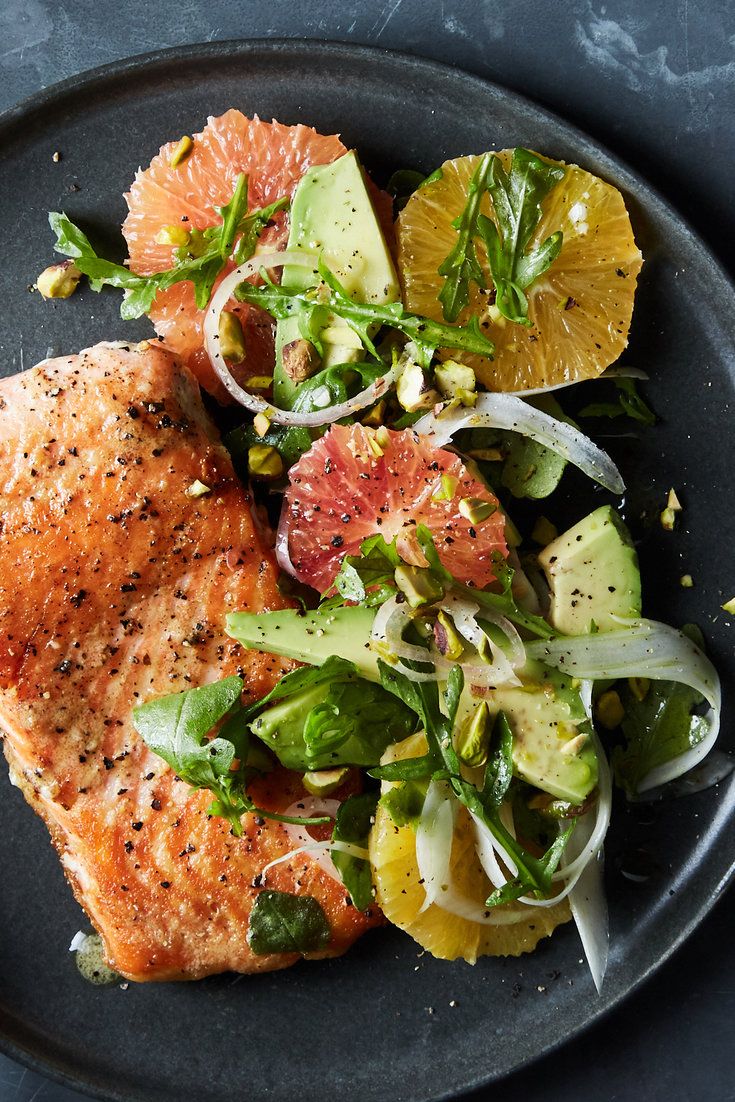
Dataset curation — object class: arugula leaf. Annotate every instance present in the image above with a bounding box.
[331,533,401,604]
[247,890,331,955]
[580,377,656,427]
[236,258,495,363]
[482,712,514,809]
[438,153,494,322]
[612,630,710,796]
[132,677,329,833]
[331,791,378,910]
[49,176,288,319]
[477,149,565,325]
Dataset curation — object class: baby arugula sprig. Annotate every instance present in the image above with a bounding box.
[438,148,566,327]
[49,173,288,319]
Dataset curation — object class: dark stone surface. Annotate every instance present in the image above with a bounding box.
[0,6,733,1102]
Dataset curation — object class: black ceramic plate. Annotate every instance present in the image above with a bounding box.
[0,40,733,1102]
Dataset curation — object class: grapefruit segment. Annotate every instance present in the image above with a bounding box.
[123,111,350,398]
[397,150,642,393]
[282,423,507,593]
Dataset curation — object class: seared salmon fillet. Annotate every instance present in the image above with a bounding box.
[0,341,381,980]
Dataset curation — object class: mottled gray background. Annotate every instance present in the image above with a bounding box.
[1,1,734,1100]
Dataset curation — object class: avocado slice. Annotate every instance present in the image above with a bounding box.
[538,505,641,635]
[226,605,379,682]
[274,150,400,409]
[457,670,598,803]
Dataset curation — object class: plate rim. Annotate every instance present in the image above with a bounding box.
[0,35,733,1102]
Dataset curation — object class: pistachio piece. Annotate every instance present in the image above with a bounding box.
[361,399,386,427]
[37,260,82,300]
[667,487,683,511]
[169,135,193,168]
[595,689,624,730]
[303,767,350,797]
[394,564,444,609]
[155,224,190,248]
[722,597,735,615]
[282,338,321,383]
[218,310,247,363]
[455,701,491,767]
[248,444,284,481]
[185,479,211,498]
[679,573,694,588]
[253,412,271,438]
[246,375,274,390]
[395,361,440,412]
[432,474,458,502]
[458,497,497,525]
[434,360,476,401]
[660,506,676,531]
[433,610,464,660]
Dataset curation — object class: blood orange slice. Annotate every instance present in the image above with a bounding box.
[123,111,349,399]
[282,424,507,592]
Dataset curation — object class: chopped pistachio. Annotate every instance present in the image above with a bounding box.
[531,515,558,546]
[303,767,349,797]
[394,564,444,609]
[253,412,271,438]
[248,443,284,481]
[595,689,625,730]
[434,360,476,400]
[185,479,211,498]
[667,487,683,511]
[361,399,386,427]
[169,135,193,168]
[432,474,459,502]
[367,433,384,458]
[281,338,321,383]
[36,260,82,300]
[434,610,465,660]
[247,375,274,390]
[375,425,391,450]
[455,702,491,768]
[679,574,694,589]
[154,224,190,248]
[722,597,735,615]
[560,732,588,756]
[218,310,247,363]
[660,506,676,531]
[456,387,477,407]
[396,361,440,412]
[458,497,497,525]
[628,676,650,702]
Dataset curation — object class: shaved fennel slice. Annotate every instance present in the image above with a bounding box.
[416,784,525,926]
[203,250,403,426]
[413,393,624,493]
[564,814,609,994]
[416,781,456,912]
[526,619,721,791]
[261,840,369,884]
[281,797,341,879]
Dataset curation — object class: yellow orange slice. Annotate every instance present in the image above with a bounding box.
[397,151,642,393]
